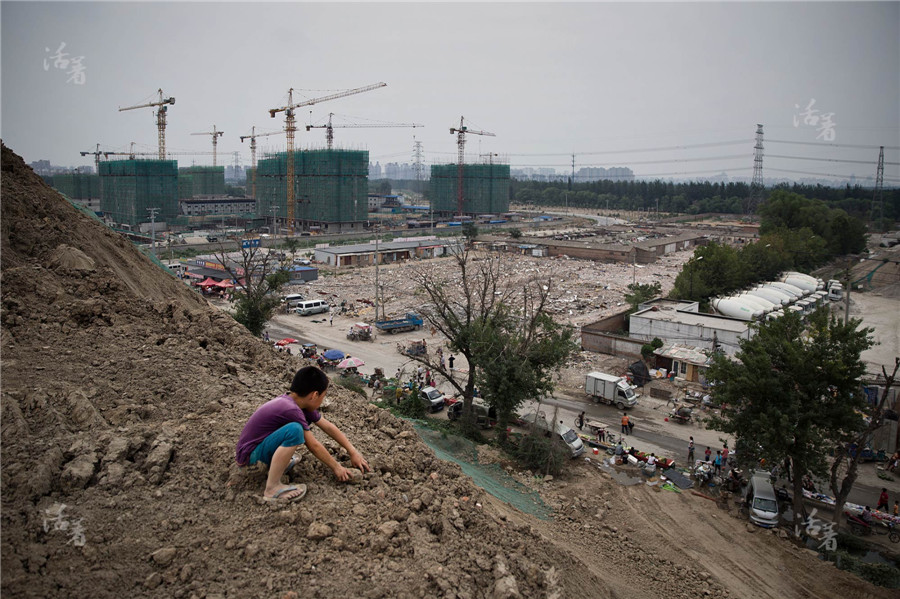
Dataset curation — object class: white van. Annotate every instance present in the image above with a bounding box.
[520,411,585,458]
[744,472,780,528]
[284,294,305,308]
[295,299,330,316]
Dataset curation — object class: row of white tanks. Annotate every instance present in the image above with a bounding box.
[711,272,842,321]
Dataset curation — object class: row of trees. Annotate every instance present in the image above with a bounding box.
[510,178,898,225]
[669,191,868,302]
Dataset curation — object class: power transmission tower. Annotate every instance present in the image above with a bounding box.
[747,124,764,215]
[872,145,884,229]
[413,137,424,194]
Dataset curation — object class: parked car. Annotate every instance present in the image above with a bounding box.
[518,411,585,458]
[419,386,446,412]
[448,398,497,428]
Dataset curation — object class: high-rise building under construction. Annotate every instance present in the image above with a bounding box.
[254,149,368,232]
[429,163,510,215]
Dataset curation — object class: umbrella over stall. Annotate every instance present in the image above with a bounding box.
[337,356,365,369]
[198,277,219,288]
[275,338,298,347]
[322,349,345,361]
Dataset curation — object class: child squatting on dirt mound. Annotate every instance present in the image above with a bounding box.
[235,366,370,502]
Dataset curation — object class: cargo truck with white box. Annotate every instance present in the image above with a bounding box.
[584,372,639,409]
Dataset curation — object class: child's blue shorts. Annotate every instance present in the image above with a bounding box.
[249,423,304,466]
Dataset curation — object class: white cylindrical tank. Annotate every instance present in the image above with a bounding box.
[769,281,808,298]
[783,275,818,293]
[738,292,778,311]
[712,298,763,321]
[755,285,793,305]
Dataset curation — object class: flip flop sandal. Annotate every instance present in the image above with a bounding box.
[264,484,307,503]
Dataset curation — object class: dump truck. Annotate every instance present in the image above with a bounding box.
[375,312,423,334]
[584,372,640,410]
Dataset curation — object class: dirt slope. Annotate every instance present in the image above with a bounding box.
[0,143,890,598]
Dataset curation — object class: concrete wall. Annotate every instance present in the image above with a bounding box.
[628,314,752,356]
[581,329,645,358]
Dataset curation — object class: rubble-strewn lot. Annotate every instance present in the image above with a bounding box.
[2,143,891,599]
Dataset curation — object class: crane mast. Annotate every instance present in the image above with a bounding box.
[269,82,386,234]
[449,116,495,216]
[191,125,224,166]
[118,89,175,160]
[240,126,284,198]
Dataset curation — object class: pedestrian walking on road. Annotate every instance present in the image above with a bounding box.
[264,331,270,342]
[705,447,712,463]
[688,437,695,462]
[449,355,455,371]
[576,411,585,430]
[714,451,722,475]
[722,444,730,467]
[877,487,890,512]
[620,413,630,435]
[329,314,333,326]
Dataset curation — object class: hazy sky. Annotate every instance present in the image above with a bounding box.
[2,1,898,183]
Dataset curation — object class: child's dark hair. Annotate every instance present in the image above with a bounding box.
[290,366,330,396]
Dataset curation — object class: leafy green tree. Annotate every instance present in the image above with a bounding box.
[669,244,744,301]
[624,282,662,313]
[706,309,873,530]
[461,222,479,245]
[509,228,522,239]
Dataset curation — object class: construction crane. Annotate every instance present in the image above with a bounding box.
[450,116,495,216]
[305,113,423,150]
[191,125,224,167]
[269,82,387,234]
[240,126,285,199]
[118,89,175,160]
[80,143,103,173]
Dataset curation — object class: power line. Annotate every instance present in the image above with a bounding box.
[506,139,752,157]
[512,154,749,168]
[768,139,900,151]
[768,154,900,166]
[766,166,900,183]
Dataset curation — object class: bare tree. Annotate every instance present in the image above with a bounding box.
[829,357,900,525]
[212,239,289,336]
[406,249,575,431]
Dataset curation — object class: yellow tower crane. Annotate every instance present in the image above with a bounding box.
[239,127,285,199]
[118,89,175,160]
[268,82,386,235]
[305,113,423,150]
[450,116,495,216]
[191,125,225,167]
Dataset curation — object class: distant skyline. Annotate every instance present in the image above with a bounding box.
[2,1,898,185]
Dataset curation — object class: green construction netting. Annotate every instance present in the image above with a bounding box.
[412,424,552,520]
[179,166,225,196]
[100,159,178,227]
[51,174,102,200]
[429,163,511,215]
[255,150,368,223]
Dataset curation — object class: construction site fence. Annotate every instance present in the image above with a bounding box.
[429,163,510,215]
[255,150,369,224]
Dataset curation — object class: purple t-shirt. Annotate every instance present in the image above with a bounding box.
[235,394,321,465]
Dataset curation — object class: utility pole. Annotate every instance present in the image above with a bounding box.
[632,249,636,285]
[844,257,853,325]
[147,207,160,255]
[270,205,278,241]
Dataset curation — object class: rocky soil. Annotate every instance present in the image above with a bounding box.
[1,143,891,598]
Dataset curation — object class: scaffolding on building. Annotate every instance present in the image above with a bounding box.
[255,149,368,227]
[429,163,511,215]
[99,159,178,227]
[51,173,102,200]
[178,166,226,197]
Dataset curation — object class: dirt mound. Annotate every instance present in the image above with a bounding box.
[1,143,891,599]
